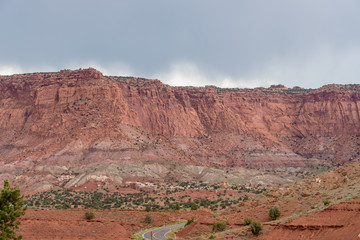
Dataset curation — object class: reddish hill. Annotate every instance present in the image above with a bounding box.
[260,199,360,240]
[0,68,359,191]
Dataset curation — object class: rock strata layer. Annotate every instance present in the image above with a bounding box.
[0,68,359,191]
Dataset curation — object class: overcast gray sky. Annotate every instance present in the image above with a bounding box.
[1,0,360,88]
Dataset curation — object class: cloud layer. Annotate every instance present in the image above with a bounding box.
[1,1,359,88]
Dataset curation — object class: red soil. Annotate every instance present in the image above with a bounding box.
[18,209,212,240]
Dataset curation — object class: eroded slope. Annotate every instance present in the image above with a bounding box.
[0,68,359,192]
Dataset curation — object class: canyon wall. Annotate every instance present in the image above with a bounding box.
[0,68,359,191]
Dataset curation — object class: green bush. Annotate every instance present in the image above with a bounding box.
[185,217,194,226]
[212,222,226,232]
[191,203,198,210]
[145,205,151,212]
[0,180,27,240]
[85,211,95,220]
[144,215,152,224]
[323,200,330,206]
[269,206,281,220]
[175,203,180,210]
[250,221,263,235]
[209,235,215,239]
[244,217,252,225]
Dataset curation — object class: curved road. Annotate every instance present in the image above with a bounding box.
[142,222,186,240]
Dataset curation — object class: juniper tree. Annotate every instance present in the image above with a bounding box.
[269,206,281,220]
[0,180,27,240]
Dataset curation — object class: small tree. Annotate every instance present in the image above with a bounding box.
[244,217,252,225]
[0,180,27,240]
[212,222,226,232]
[85,212,94,220]
[250,221,263,235]
[145,205,151,212]
[269,206,281,220]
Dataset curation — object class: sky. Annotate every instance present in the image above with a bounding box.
[1,0,360,88]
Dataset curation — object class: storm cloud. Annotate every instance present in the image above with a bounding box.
[1,0,359,88]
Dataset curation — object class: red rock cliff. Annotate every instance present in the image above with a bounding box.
[0,69,359,191]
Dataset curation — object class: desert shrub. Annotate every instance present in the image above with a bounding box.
[244,217,252,225]
[209,235,215,239]
[185,217,194,226]
[191,203,198,210]
[269,206,281,220]
[144,215,152,224]
[243,195,249,201]
[323,200,330,206]
[175,203,180,210]
[250,221,263,235]
[145,205,151,212]
[212,222,226,232]
[85,211,95,220]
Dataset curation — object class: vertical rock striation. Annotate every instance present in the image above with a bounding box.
[0,68,359,191]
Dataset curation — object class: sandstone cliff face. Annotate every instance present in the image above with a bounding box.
[0,68,359,191]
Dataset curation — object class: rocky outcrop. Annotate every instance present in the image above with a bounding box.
[0,68,359,191]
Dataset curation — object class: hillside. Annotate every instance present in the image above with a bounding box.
[0,68,359,192]
[15,156,360,239]
[175,160,360,239]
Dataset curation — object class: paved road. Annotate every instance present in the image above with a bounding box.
[143,222,186,240]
